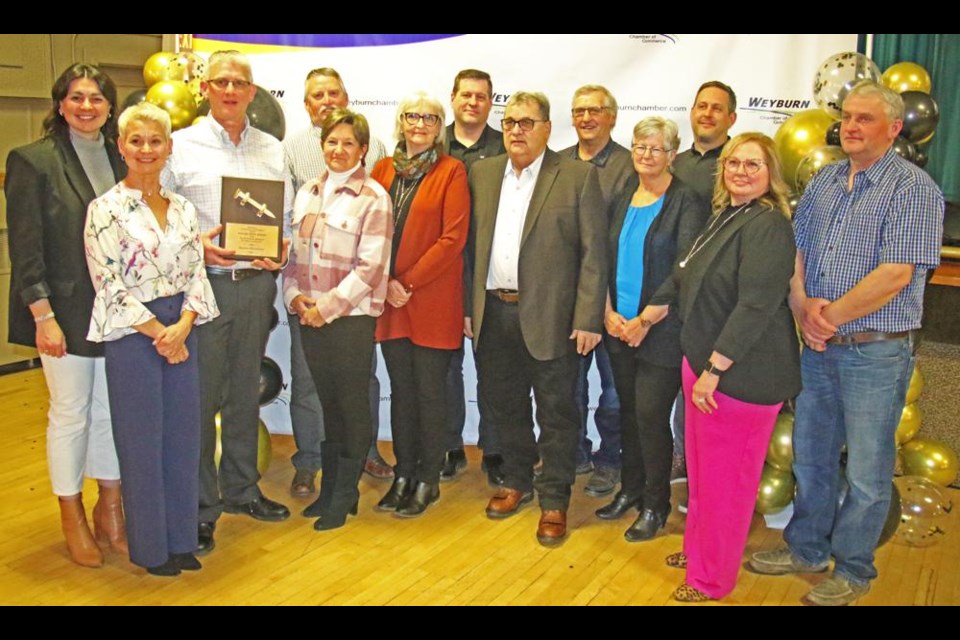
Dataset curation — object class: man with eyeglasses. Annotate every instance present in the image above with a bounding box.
[467,91,607,546]
[669,80,738,492]
[749,81,943,606]
[440,69,507,487]
[162,50,294,556]
[282,67,394,499]
[560,85,634,498]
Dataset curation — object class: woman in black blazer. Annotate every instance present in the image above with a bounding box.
[5,63,127,568]
[598,117,709,542]
[637,132,801,602]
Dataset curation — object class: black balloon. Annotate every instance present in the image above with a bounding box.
[914,148,929,169]
[900,91,940,143]
[826,121,842,146]
[248,85,286,141]
[892,136,917,162]
[122,89,148,111]
[258,357,283,406]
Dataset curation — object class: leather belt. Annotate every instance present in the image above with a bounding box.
[207,267,262,282]
[827,330,912,346]
[487,289,519,304]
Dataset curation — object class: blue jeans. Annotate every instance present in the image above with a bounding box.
[785,337,914,585]
[575,341,621,469]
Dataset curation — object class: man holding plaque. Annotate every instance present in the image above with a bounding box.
[162,50,294,555]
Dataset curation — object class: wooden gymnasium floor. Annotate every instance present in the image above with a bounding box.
[1,368,957,606]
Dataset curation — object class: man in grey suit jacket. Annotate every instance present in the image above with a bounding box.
[466,91,607,546]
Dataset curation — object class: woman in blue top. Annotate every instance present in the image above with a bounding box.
[597,117,710,541]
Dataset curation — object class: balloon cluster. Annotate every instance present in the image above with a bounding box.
[777,52,940,201]
[126,51,287,140]
[214,412,273,475]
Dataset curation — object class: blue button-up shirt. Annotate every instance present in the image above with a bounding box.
[794,147,944,335]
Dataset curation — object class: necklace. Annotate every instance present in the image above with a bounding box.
[679,203,751,269]
[393,175,423,222]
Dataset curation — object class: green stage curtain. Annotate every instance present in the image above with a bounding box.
[863,34,959,202]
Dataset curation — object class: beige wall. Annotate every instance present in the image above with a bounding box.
[0,34,163,366]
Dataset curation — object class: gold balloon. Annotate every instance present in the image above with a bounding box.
[899,438,959,487]
[214,413,272,475]
[881,62,933,94]
[774,109,837,191]
[146,81,198,131]
[143,51,179,88]
[895,402,923,446]
[755,464,795,515]
[162,52,207,84]
[766,412,795,472]
[905,365,924,405]
[796,145,847,193]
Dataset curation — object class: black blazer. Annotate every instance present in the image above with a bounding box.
[650,202,802,405]
[605,176,710,369]
[5,134,126,357]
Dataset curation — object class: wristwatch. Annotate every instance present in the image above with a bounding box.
[704,361,726,377]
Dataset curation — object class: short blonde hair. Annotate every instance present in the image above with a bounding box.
[632,117,680,152]
[207,50,253,83]
[393,91,447,148]
[118,102,171,140]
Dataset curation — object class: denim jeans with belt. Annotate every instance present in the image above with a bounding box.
[785,335,914,585]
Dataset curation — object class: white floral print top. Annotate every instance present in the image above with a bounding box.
[84,182,219,342]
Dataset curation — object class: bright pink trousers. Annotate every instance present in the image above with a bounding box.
[681,357,782,599]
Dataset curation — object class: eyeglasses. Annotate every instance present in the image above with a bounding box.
[572,106,610,119]
[207,78,252,90]
[724,158,766,175]
[631,145,671,158]
[403,112,441,126]
[501,118,546,132]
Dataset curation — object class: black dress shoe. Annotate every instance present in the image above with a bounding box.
[595,492,642,520]
[224,496,291,522]
[196,522,216,556]
[395,481,439,518]
[377,477,413,512]
[439,449,467,482]
[481,454,506,487]
[147,558,181,577]
[172,552,202,571]
[624,507,670,542]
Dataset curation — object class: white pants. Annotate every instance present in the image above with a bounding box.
[40,353,119,495]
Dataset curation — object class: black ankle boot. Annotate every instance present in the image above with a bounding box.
[303,443,341,517]
[314,455,364,532]
[395,481,439,518]
[376,476,413,512]
[624,507,670,542]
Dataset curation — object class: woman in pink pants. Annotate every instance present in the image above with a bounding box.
[633,132,801,601]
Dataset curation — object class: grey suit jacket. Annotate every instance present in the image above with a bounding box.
[467,148,608,361]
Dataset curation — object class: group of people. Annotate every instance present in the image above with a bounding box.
[5,50,943,606]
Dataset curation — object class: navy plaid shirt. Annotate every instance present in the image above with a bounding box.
[794,147,944,335]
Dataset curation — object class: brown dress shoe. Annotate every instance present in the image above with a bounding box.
[536,509,567,547]
[59,496,103,568]
[93,483,129,555]
[485,488,533,519]
[364,455,395,480]
[290,469,317,497]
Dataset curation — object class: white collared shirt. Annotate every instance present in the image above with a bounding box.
[486,151,546,290]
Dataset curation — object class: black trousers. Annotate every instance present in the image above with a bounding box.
[300,316,377,461]
[381,338,453,484]
[608,345,681,514]
[198,271,276,523]
[476,295,580,511]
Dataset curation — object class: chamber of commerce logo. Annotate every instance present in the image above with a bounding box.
[628,34,678,44]
[743,96,814,124]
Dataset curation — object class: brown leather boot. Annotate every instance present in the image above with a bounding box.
[59,495,103,568]
[93,482,129,556]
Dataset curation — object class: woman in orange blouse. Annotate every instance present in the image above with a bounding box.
[372,92,470,518]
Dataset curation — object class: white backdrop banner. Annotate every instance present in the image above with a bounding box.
[195,34,858,441]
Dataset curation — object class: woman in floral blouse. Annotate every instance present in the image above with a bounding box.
[84,102,218,577]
